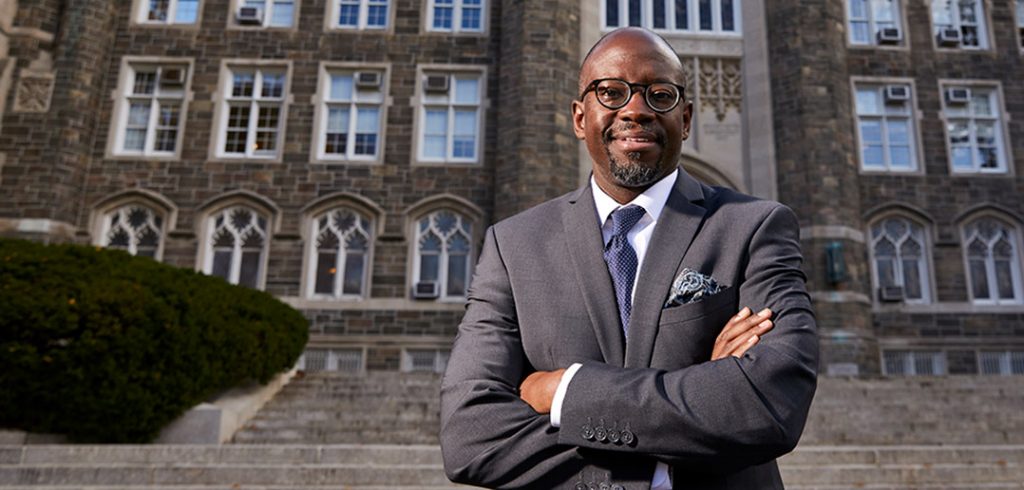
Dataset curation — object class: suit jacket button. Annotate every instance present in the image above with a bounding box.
[608,429,620,444]
[588,483,598,490]
[574,484,587,490]
[612,485,625,490]
[599,483,610,490]
[581,426,595,441]
[595,426,608,442]
[621,429,635,445]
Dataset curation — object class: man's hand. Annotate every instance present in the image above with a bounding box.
[518,368,566,414]
[711,307,773,360]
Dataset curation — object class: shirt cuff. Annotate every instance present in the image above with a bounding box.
[549,363,582,428]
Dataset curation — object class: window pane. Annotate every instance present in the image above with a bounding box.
[653,0,666,28]
[862,145,884,167]
[356,107,379,133]
[606,0,619,27]
[261,73,285,98]
[368,4,388,26]
[434,6,453,29]
[855,88,879,114]
[902,258,922,299]
[877,257,896,287]
[914,353,937,375]
[994,259,1016,300]
[628,0,641,26]
[338,1,359,26]
[872,0,895,21]
[343,252,365,295]
[888,119,909,145]
[721,0,735,31]
[315,251,337,294]
[212,250,233,281]
[461,6,481,30]
[232,72,255,97]
[271,1,294,26]
[134,72,157,94]
[674,0,688,29]
[239,250,261,288]
[969,257,990,299]
[330,74,353,100]
[699,0,712,29]
[447,253,468,296]
[128,102,151,127]
[420,253,439,282]
[850,0,867,18]
[176,0,199,23]
[454,78,479,104]
[889,146,912,169]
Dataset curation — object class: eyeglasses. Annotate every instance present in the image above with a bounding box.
[579,78,686,113]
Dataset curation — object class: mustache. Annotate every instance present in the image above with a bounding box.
[602,124,666,145]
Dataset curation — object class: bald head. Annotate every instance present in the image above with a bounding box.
[578,27,685,96]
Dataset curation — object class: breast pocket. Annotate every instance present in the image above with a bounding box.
[652,286,738,370]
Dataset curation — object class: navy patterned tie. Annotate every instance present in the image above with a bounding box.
[603,205,646,336]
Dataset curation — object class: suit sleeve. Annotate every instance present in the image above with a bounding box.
[557,204,819,473]
[440,226,657,488]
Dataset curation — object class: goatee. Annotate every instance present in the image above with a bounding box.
[606,150,662,188]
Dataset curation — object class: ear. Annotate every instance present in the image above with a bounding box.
[680,101,693,140]
[571,100,586,140]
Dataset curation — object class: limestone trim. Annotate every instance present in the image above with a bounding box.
[195,189,283,234]
[322,0,397,33]
[420,0,490,36]
[0,218,77,239]
[298,193,385,301]
[841,0,912,51]
[925,0,997,52]
[208,59,294,163]
[872,302,1024,314]
[864,210,938,306]
[849,76,926,175]
[88,189,179,260]
[681,151,741,190]
[403,193,485,303]
[284,297,466,311]
[0,26,54,43]
[12,70,54,113]
[955,208,1024,306]
[194,192,280,291]
[953,203,1024,227]
[936,78,1014,177]
[409,64,490,167]
[129,0,205,28]
[308,61,392,165]
[878,337,1024,347]
[799,225,867,243]
[105,56,196,161]
[226,0,302,31]
[808,290,873,304]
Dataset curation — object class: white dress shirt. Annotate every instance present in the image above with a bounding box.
[550,169,679,490]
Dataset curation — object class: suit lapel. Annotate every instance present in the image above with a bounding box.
[625,171,708,368]
[562,185,625,367]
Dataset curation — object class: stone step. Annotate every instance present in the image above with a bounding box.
[0,487,470,490]
[0,464,451,486]
[779,445,1024,466]
[779,463,1024,485]
[2,445,444,466]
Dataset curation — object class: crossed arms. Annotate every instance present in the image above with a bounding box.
[439,204,818,488]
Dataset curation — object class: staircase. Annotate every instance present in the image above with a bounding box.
[231,371,441,445]
[3,374,1024,488]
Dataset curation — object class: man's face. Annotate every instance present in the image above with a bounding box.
[572,32,692,194]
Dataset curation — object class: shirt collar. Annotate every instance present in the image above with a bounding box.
[591,168,679,226]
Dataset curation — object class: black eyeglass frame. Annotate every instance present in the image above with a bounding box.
[578,78,687,113]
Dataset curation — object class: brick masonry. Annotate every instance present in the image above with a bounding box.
[1,0,1023,376]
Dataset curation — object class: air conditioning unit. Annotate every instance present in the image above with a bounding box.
[878,286,904,302]
[424,75,450,93]
[159,67,186,87]
[412,281,440,299]
[877,27,902,44]
[937,27,962,46]
[945,87,971,104]
[355,71,382,89]
[236,6,263,25]
[884,84,910,102]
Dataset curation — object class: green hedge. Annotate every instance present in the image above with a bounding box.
[0,238,308,443]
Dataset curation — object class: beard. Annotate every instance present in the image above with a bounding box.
[603,126,666,188]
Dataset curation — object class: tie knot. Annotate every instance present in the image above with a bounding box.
[609,205,646,237]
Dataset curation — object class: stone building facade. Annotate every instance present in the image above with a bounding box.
[0,0,1022,377]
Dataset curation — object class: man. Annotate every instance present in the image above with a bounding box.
[440,27,818,489]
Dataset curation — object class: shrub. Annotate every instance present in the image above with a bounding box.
[0,238,308,443]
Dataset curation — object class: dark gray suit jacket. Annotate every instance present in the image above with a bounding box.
[440,170,818,489]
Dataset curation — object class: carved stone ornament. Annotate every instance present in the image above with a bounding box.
[696,58,742,122]
[14,71,55,113]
